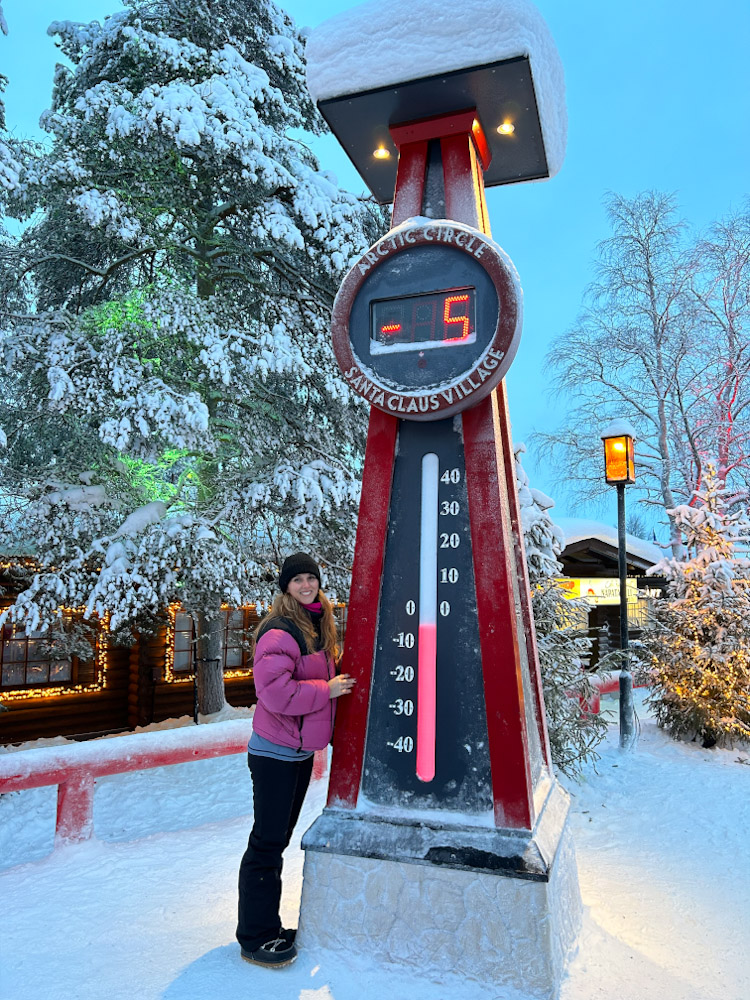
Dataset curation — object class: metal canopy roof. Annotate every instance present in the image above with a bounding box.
[316,56,549,205]
[561,538,659,579]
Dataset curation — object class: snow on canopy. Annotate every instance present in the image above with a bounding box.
[555,516,662,566]
[305,0,567,178]
[600,418,637,439]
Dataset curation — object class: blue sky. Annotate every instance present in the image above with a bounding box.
[2,0,749,527]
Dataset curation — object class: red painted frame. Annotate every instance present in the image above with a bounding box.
[326,407,398,808]
[327,112,551,827]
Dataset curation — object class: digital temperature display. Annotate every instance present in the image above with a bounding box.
[370,287,476,355]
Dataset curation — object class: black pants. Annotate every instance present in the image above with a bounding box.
[236,751,314,952]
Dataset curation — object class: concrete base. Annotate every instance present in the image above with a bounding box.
[298,784,581,999]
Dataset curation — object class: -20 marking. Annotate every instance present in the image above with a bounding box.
[390,664,415,682]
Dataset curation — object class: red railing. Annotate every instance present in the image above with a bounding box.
[0,720,328,847]
[585,671,647,714]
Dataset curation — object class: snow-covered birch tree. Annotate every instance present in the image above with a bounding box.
[536,192,750,557]
[685,209,750,503]
[0,0,384,713]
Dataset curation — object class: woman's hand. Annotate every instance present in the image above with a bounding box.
[328,673,355,699]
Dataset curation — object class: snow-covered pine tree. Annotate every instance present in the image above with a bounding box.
[0,0,384,713]
[0,3,26,233]
[515,444,609,775]
[11,0,381,308]
[645,469,750,747]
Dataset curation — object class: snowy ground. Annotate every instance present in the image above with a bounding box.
[2,693,749,1000]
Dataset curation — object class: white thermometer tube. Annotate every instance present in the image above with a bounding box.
[417,452,439,782]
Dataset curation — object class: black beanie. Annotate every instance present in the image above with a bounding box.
[278,552,321,593]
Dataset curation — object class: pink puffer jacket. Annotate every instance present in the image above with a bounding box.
[251,628,336,751]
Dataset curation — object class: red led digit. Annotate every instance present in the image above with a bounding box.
[413,299,437,343]
[380,323,402,336]
[443,294,471,342]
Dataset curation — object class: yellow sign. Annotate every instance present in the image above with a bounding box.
[558,577,636,606]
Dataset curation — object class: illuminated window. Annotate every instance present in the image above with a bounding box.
[0,625,93,690]
[168,603,350,681]
[171,609,256,674]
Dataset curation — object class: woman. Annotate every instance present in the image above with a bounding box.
[237,552,354,968]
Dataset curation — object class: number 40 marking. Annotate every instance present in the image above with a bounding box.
[388,736,414,753]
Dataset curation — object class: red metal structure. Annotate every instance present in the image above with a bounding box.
[326,109,551,833]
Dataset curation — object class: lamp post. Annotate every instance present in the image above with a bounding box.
[600,419,637,748]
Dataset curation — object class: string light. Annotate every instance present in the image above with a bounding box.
[1,609,110,702]
[164,602,256,684]
[3,591,351,700]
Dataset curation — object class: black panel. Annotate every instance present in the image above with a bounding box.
[350,244,499,390]
[361,417,492,815]
[317,56,548,204]
[422,138,446,218]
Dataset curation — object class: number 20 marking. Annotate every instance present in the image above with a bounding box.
[440,533,460,548]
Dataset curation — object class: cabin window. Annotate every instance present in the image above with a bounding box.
[1,625,77,689]
[171,609,255,674]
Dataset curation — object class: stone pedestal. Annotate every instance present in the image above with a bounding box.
[299,782,581,999]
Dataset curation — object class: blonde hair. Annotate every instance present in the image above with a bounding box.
[255,588,339,658]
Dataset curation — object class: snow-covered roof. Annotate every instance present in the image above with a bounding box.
[556,517,662,566]
[305,0,567,178]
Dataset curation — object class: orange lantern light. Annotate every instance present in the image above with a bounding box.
[600,420,636,485]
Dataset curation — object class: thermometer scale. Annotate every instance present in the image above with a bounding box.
[360,418,493,814]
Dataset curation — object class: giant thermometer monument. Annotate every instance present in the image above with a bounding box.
[299,3,581,996]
